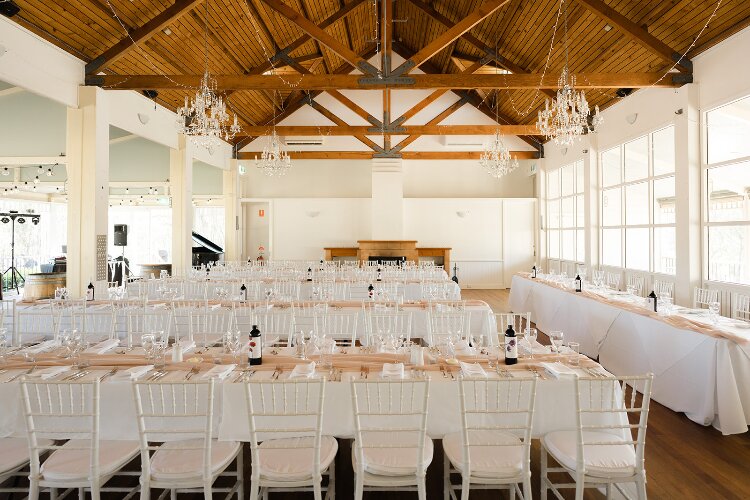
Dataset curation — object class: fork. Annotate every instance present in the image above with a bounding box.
[64,370,90,381]
[100,367,119,381]
[271,366,282,380]
[7,368,34,382]
[185,366,201,380]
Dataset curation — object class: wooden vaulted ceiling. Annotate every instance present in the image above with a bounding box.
[8,0,750,156]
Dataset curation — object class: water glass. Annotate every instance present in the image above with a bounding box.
[567,342,580,367]
[525,327,538,359]
[152,341,167,370]
[549,330,564,361]
[708,301,721,324]
[142,333,156,362]
[320,338,335,370]
[0,328,7,365]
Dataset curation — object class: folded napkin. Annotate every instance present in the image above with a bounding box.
[168,340,195,355]
[23,339,59,355]
[202,364,236,380]
[31,366,72,380]
[210,304,223,311]
[84,339,120,355]
[113,365,154,380]
[151,303,167,310]
[454,340,476,355]
[459,361,487,378]
[289,361,316,379]
[519,342,551,355]
[381,362,405,379]
[539,362,577,379]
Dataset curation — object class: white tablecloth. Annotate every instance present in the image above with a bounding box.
[292,282,461,301]
[509,274,750,435]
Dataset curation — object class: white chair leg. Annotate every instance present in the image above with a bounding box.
[523,477,532,500]
[460,476,470,500]
[417,476,427,500]
[249,477,259,500]
[327,460,336,500]
[574,472,585,500]
[91,483,101,500]
[443,456,451,500]
[203,482,212,500]
[354,473,364,500]
[606,482,613,499]
[509,482,516,500]
[236,449,244,500]
[28,480,40,500]
[170,489,177,500]
[262,486,269,500]
[139,479,150,500]
[78,487,85,499]
[540,447,548,500]
[51,487,59,500]
[637,476,648,500]
[313,480,323,500]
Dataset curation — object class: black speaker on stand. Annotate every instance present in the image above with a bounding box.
[112,225,129,285]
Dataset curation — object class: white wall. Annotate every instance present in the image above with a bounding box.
[0,89,66,156]
[403,159,535,198]
[241,160,372,198]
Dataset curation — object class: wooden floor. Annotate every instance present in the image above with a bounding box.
[2,289,749,500]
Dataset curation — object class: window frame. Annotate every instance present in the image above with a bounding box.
[546,159,585,266]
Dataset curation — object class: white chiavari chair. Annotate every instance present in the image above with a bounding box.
[366,311,412,347]
[182,280,208,300]
[0,437,53,496]
[494,313,532,338]
[350,379,431,500]
[443,377,538,500]
[420,281,451,300]
[605,272,621,291]
[188,307,233,348]
[273,280,301,301]
[652,279,674,299]
[347,283,372,301]
[731,293,750,322]
[231,303,259,333]
[126,307,173,346]
[314,311,359,346]
[72,306,116,342]
[1,299,15,336]
[256,309,295,347]
[244,379,337,500]
[693,287,720,310]
[626,275,645,297]
[14,305,60,346]
[373,282,401,302]
[426,311,467,347]
[293,303,329,335]
[21,379,140,500]
[541,374,654,500]
[132,379,243,500]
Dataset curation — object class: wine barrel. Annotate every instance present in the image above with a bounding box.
[23,272,67,300]
[137,263,172,279]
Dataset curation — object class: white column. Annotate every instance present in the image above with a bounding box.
[65,86,109,298]
[371,157,403,239]
[170,136,193,276]
[674,84,702,306]
[583,135,600,271]
[223,160,241,262]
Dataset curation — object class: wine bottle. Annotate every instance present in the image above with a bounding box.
[307,267,313,282]
[240,283,247,302]
[376,267,382,282]
[451,263,459,284]
[648,291,658,313]
[86,280,95,301]
[504,324,518,365]
[368,283,375,300]
[319,259,324,272]
[249,324,262,366]
[575,274,582,292]
[532,265,537,279]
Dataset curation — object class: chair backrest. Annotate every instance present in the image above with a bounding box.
[606,272,621,290]
[574,375,653,478]
[457,377,537,478]
[127,307,173,346]
[652,279,674,298]
[731,293,750,322]
[348,284,373,301]
[421,281,450,300]
[314,311,359,346]
[132,380,216,482]
[366,311,412,345]
[231,303,259,332]
[494,313,532,341]
[426,311,468,347]
[182,280,208,300]
[244,379,326,481]
[72,307,116,341]
[1,299,15,339]
[693,287,719,309]
[257,310,295,346]
[273,281,301,301]
[20,379,101,482]
[350,379,430,477]
[188,308,232,346]
[626,275,645,296]
[15,305,60,345]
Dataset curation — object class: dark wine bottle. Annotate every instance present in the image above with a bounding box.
[451,263,459,284]
[532,265,537,278]
[505,324,518,365]
[368,283,375,300]
[648,291,658,313]
[249,324,262,366]
[376,267,382,282]
[306,267,313,282]
[86,280,95,301]
[240,283,247,302]
[319,259,325,272]
[575,274,582,292]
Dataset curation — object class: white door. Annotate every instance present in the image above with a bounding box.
[502,199,537,288]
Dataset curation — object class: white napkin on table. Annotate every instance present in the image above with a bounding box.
[289,361,316,379]
[202,364,236,380]
[381,362,404,379]
[211,304,223,311]
[539,362,577,379]
[459,361,487,378]
[113,365,154,380]
[454,340,476,355]
[31,366,72,380]
[84,339,120,355]
[168,340,195,355]
[23,340,59,355]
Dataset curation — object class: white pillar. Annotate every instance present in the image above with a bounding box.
[170,136,193,276]
[371,157,403,239]
[65,86,109,298]
[223,160,241,262]
[674,84,702,306]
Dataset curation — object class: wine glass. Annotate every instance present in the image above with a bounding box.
[142,333,156,362]
[525,327,538,359]
[548,330,564,362]
[0,328,7,365]
[228,331,242,365]
[708,301,721,324]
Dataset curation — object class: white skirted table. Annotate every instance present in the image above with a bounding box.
[508,273,750,435]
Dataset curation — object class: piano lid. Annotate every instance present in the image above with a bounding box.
[192,231,223,254]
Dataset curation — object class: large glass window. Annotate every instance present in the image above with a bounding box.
[109,207,172,267]
[547,160,585,264]
[600,126,676,273]
[705,96,750,285]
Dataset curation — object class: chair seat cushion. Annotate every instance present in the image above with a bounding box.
[443,431,525,478]
[257,436,338,481]
[150,439,240,480]
[0,438,53,475]
[353,435,434,477]
[542,431,637,478]
[41,440,139,481]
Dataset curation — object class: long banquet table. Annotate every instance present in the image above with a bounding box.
[509,273,750,435]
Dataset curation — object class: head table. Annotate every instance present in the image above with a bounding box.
[0,346,626,442]
[509,272,750,435]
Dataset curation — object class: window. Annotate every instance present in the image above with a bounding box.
[194,206,225,250]
[109,206,172,267]
[600,126,676,274]
[547,160,585,264]
[705,96,750,285]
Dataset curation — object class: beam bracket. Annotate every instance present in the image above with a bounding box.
[366,124,407,134]
[389,59,415,78]
[373,150,403,159]
[671,73,693,85]
[357,61,382,77]
[672,53,692,71]
[358,75,416,86]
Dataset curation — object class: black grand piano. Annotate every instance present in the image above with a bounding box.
[192,231,224,267]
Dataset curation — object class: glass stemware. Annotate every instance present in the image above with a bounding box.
[708,301,721,324]
[549,330,564,362]
[525,327,538,359]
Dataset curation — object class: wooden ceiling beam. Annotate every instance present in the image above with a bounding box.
[306,99,382,152]
[259,0,378,74]
[85,0,203,74]
[235,124,539,137]
[236,150,539,160]
[573,0,692,73]
[88,72,687,90]
[245,0,280,52]
[397,0,510,72]
[392,96,471,152]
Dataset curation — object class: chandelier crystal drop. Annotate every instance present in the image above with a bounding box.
[176,0,240,150]
[480,131,519,179]
[255,130,291,177]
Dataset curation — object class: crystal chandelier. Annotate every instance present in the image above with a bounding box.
[176,0,240,150]
[481,130,519,179]
[536,0,602,146]
[255,129,291,177]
